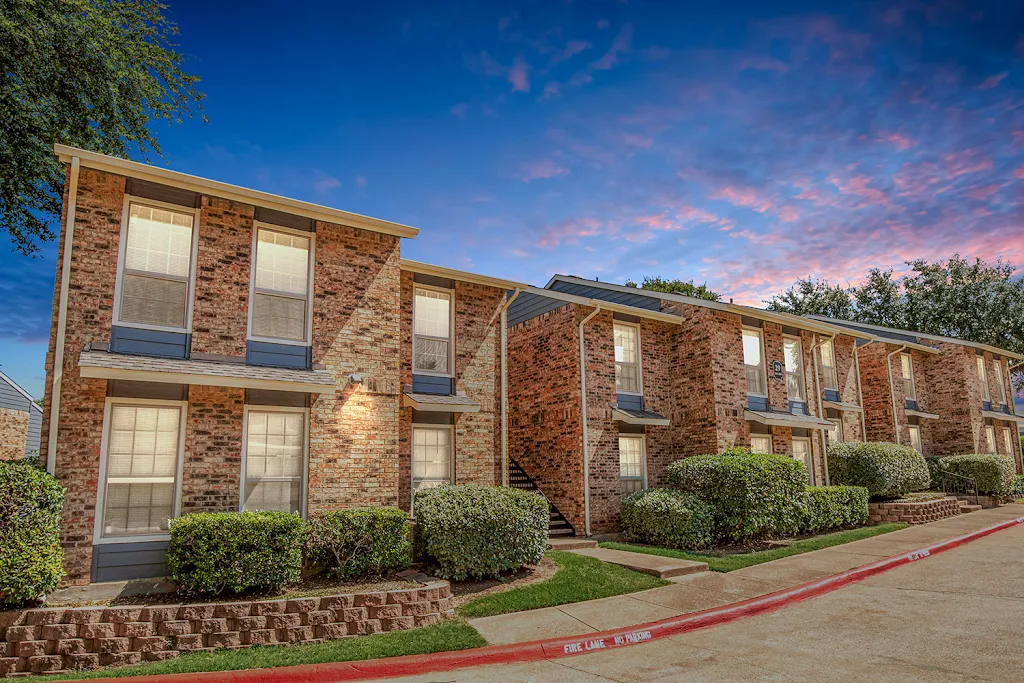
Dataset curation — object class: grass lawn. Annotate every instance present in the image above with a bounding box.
[459,550,670,619]
[600,524,909,573]
[18,620,486,682]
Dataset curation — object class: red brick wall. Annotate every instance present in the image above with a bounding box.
[920,343,977,456]
[190,197,254,358]
[640,318,684,487]
[832,334,864,443]
[40,167,126,584]
[180,386,244,513]
[708,310,749,450]
[0,408,29,460]
[858,342,900,444]
[507,303,584,532]
[580,310,619,534]
[308,221,401,511]
[657,303,719,456]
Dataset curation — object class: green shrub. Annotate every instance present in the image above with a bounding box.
[0,461,65,606]
[924,456,945,487]
[414,485,548,580]
[939,454,1016,496]
[800,486,869,534]
[1011,474,1024,496]
[305,507,411,580]
[827,442,930,498]
[620,488,714,550]
[167,511,304,595]
[668,451,807,543]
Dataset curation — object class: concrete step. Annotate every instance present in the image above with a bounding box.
[959,504,983,513]
[547,527,575,537]
[547,537,598,550]
[567,547,709,579]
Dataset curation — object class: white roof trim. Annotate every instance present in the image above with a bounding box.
[980,410,1024,424]
[0,369,41,411]
[823,399,862,413]
[611,408,671,426]
[78,365,335,394]
[905,408,941,420]
[523,286,684,325]
[401,394,481,412]
[54,144,418,239]
[400,259,528,290]
[745,410,833,429]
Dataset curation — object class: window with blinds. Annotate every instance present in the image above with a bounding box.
[413,288,452,374]
[101,403,182,538]
[908,425,923,454]
[619,435,645,496]
[743,328,767,396]
[783,337,805,402]
[993,360,1007,406]
[820,339,838,391]
[977,356,990,402]
[118,203,194,329]
[251,228,312,342]
[243,410,305,514]
[792,438,812,483]
[985,425,996,453]
[750,434,772,454]
[614,323,641,394]
[900,353,916,400]
[412,426,452,497]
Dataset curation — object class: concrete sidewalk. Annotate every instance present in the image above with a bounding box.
[468,505,1024,645]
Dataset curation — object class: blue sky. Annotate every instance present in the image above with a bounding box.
[2,0,1023,398]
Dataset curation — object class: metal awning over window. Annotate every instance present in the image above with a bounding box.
[823,399,862,413]
[981,410,1024,424]
[402,391,480,413]
[905,408,941,420]
[745,410,832,429]
[611,406,670,426]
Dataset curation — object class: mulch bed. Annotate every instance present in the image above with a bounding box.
[449,555,558,610]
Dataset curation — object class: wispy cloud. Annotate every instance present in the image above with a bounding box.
[519,159,570,182]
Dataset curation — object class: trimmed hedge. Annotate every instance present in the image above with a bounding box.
[827,442,930,498]
[167,511,304,595]
[0,461,65,606]
[800,486,869,534]
[305,507,411,580]
[414,484,548,580]
[668,450,807,543]
[1011,474,1024,496]
[939,454,1016,496]
[620,488,714,550]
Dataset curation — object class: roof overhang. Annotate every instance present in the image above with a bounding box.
[400,259,528,290]
[981,410,1024,424]
[78,351,336,394]
[524,286,684,325]
[745,410,833,429]
[55,144,418,239]
[611,407,671,426]
[823,399,862,413]
[905,408,941,420]
[402,392,480,413]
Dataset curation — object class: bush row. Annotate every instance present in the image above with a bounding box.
[930,454,1016,497]
[827,442,930,497]
[800,486,869,534]
[1,461,66,608]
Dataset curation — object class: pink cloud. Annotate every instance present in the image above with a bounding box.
[542,82,560,99]
[508,56,530,92]
[977,72,1008,90]
[710,186,773,213]
[590,23,633,71]
[622,133,654,149]
[943,150,994,178]
[450,103,468,119]
[313,177,341,193]
[355,176,367,189]
[1014,167,1024,179]
[777,206,800,222]
[536,216,604,248]
[519,159,569,182]
[878,132,916,150]
[967,184,1001,200]
[829,174,889,207]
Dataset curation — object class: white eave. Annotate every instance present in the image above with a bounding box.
[54,144,418,239]
[823,399,862,413]
[905,408,941,420]
[401,392,481,413]
[400,259,529,290]
[524,286,684,325]
[745,410,833,429]
[980,410,1024,424]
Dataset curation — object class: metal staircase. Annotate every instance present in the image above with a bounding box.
[508,458,576,538]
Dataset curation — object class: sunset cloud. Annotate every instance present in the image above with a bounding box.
[519,159,570,182]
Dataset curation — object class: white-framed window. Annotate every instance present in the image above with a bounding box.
[900,353,916,400]
[750,434,772,454]
[984,425,996,454]
[614,322,642,395]
[826,418,844,445]
[792,437,812,483]
[412,286,454,376]
[783,336,806,403]
[977,356,990,402]
[993,360,1007,406]
[95,399,186,542]
[248,225,314,344]
[241,407,308,515]
[113,199,199,332]
[1002,427,1014,456]
[742,328,768,396]
[820,339,838,391]
[412,425,453,505]
[619,434,646,496]
[908,424,923,455]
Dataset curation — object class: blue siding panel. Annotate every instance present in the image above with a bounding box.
[905,399,918,411]
[110,326,189,359]
[412,375,454,395]
[246,341,311,369]
[616,393,643,411]
[91,541,169,582]
[747,395,769,411]
[548,280,661,311]
[507,292,570,327]
[25,407,42,459]
[0,378,30,412]
[823,389,840,402]
[788,400,808,415]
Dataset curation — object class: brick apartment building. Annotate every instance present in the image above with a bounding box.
[0,370,43,461]
[40,146,517,584]
[506,276,871,536]
[812,317,1024,471]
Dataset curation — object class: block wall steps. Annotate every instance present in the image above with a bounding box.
[957,500,983,513]
[508,458,576,538]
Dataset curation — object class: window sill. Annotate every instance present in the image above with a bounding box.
[94,533,170,545]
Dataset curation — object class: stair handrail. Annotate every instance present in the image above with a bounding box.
[939,470,979,506]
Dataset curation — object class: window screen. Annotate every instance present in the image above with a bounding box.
[243,410,305,514]
[251,229,311,342]
[118,203,194,329]
[783,337,805,402]
[900,354,915,400]
[820,340,838,391]
[413,288,452,374]
[619,435,645,496]
[977,357,989,401]
[412,426,452,494]
[614,323,641,394]
[743,329,767,396]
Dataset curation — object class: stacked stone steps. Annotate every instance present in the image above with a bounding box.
[508,458,576,538]
[957,500,983,513]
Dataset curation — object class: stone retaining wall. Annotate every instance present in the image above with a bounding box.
[0,579,452,677]
[868,497,961,525]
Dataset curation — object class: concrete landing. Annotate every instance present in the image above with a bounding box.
[568,547,709,579]
[548,537,599,551]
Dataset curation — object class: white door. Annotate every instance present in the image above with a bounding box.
[619,434,646,496]
[792,438,812,484]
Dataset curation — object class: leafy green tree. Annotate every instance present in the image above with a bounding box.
[624,276,721,302]
[1,0,205,255]
[764,277,856,319]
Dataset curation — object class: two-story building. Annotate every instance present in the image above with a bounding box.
[506,276,871,536]
[40,146,518,584]
[812,317,1024,472]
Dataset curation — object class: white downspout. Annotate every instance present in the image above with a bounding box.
[498,287,522,487]
[46,156,81,474]
[854,340,875,441]
[810,332,836,485]
[578,304,602,537]
[886,345,908,444]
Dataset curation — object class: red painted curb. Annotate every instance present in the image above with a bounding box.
[75,514,1024,683]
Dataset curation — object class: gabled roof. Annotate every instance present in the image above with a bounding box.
[545,275,871,338]
[400,259,529,290]
[523,285,685,324]
[0,370,42,412]
[806,315,1024,361]
[55,144,418,239]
